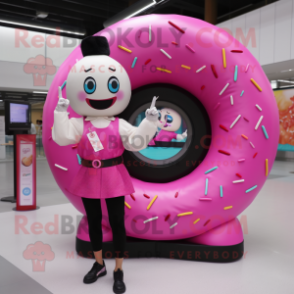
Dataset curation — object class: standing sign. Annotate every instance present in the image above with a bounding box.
[0,117,5,159]
[16,134,36,210]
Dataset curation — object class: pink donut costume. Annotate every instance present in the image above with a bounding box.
[43,14,279,262]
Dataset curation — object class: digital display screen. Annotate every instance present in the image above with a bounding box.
[10,103,29,124]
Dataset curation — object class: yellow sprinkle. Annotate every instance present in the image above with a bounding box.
[118,45,132,53]
[147,195,158,210]
[193,218,200,225]
[222,48,226,68]
[125,201,131,209]
[241,134,248,140]
[250,78,262,92]
[177,212,193,217]
[265,159,268,176]
[51,127,53,130]
[156,67,172,74]
[181,65,191,70]
[224,206,233,210]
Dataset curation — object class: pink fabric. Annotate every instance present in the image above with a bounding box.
[67,117,134,198]
[149,129,177,145]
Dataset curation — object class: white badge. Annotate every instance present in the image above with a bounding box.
[87,130,104,152]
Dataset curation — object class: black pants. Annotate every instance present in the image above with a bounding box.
[82,196,126,258]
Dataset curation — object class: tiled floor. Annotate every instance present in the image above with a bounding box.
[0,159,293,294]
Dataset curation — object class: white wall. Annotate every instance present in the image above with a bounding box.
[217,0,294,66]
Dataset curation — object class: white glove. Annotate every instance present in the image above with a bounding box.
[182,130,188,138]
[176,130,188,140]
[55,86,69,112]
[145,106,159,122]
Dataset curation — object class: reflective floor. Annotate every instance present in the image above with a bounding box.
[0,160,293,294]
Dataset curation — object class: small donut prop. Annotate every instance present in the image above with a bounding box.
[43,14,279,259]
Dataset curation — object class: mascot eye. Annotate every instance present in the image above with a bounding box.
[158,112,161,120]
[84,77,96,94]
[165,115,173,123]
[108,77,120,93]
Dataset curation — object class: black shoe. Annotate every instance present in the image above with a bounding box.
[83,260,107,284]
[113,268,126,293]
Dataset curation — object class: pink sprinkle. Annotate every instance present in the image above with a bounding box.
[185,44,195,53]
[214,102,220,110]
[116,90,124,101]
[199,198,212,201]
[245,64,249,73]
[78,91,87,101]
[243,117,249,122]
[238,159,245,162]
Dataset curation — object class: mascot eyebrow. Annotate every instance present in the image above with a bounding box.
[84,67,92,72]
[109,66,116,72]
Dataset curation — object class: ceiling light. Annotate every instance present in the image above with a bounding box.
[277,79,294,84]
[36,11,49,19]
[33,91,48,94]
[0,19,85,36]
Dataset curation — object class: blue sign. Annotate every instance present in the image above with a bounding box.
[22,187,31,196]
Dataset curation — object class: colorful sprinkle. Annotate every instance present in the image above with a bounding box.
[255,115,264,130]
[160,49,172,59]
[118,45,132,53]
[143,194,150,199]
[211,64,218,78]
[204,219,210,226]
[147,195,158,210]
[253,152,258,158]
[240,90,244,96]
[193,218,200,225]
[76,154,82,165]
[172,41,178,45]
[144,216,158,224]
[234,65,238,81]
[230,114,241,129]
[241,134,248,140]
[196,65,206,73]
[149,24,152,42]
[174,192,179,198]
[156,67,172,74]
[55,164,68,171]
[218,150,231,156]
[205,166,218,174]
[251,78,262,91]
[61,80,67,90]
[133,218,137,223]
[145,59,151,65]
[200,198,212,201]
[181,64,191,70]
[238,158,245,162]
[224,206,233,210]
[131,57,137,68]
[236,173,242,178]
[130,194,136,201]
[265,159,269,176]
[222,48,226,68]
[201,85,205,90]
[220,185,223,197]
[205,178,209,195]
[71,145,78,149]
[250,142,255,148]
[185,44,195,53]
[245,64,249,73]
[243,117,249,122]
[262,125,269,139]
[231,50,243,53]
[233,179,245,183]
[125,202,131,209]
[219,124,229,132]
[219,83,229,95]
[165,214,171,221]
[230,95,234,105]
[214,102,220,110]
[256,104,262,111]
[168,21,185,33]
[246,185,257,193]
[170,222,178,229]
[177,212,193,217]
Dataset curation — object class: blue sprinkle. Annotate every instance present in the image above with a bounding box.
[205,166,218,174]
[220,185,223,197]
[205,178,209,195]
[240,90,244,97]
[261,125,269,139]
[246,185,257,193]
[234,65,238,82]
[131,57,138,68]
[61,80,67,90]
[77,154,82,165]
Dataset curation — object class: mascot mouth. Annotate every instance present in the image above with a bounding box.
[86,97,117,110]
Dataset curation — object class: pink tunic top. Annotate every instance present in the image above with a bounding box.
[149,129,177,145]
[67,117,135,199]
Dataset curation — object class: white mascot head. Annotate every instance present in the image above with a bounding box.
[66,36,132,117]
[157,108,182,132]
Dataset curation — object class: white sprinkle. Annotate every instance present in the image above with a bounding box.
[196,65,206,73]
[230,95,234,105]
[233,179,245,183]
[230,114,241,129]
[255,115,263,130]
[149,25,152,42]
[250,142,255,148]
[170,222,178,229]
[245,64,249,73]
[256,104,262,111]
[160,49,172,59]
[55,164,68,171]
[219,83,230,95]
[143,216,158,224]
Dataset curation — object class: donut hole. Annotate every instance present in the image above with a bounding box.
[119,83,211,183]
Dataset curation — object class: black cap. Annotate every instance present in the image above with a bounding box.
[81,36,110,57]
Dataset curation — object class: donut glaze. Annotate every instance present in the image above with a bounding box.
[43,14,279,242]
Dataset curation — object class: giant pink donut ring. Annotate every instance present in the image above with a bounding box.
[43,14,279,244]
